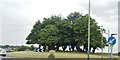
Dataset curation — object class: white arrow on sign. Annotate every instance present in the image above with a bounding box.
[111,38,115,41]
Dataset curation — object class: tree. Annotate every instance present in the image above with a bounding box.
[26,20,42,44]
[58,20,73,51]
[29,45,34,50]
[41,15,68,51]
[2,45,10,48]
[73,14,107,53]
[67,12,82,23]
[66,12,82,51]
[26,12,107,53]
[38,25,59,51]
[16,45,29,51]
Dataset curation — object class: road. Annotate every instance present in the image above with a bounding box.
[1,56,41,60]
[1,58,119,60]
[0,56,13,60]
[2,58,41,60]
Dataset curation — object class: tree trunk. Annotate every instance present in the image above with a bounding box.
[92,47,96,53]
[71,44,75,51]
[83,45,85,52]
[43,45,46,52]
[85,46,88,52]
[76,46,79,51]
[56,45,60,51]
[48,45,51,51]
[62,46,67,51]
[51,45,55,50]
[69,45,71,51]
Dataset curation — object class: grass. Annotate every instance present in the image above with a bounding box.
[6,51,119,58]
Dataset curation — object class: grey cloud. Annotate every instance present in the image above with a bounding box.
[1,0,33,45]
[79,0,118,23]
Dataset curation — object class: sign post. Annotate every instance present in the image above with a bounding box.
[110,44,113,60]
[34,48,37,58]
[108,35,116,60]
[0,56,2,60]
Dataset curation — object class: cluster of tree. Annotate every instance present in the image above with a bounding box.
[0,45,35,51]
[15,45,35,51]
[0,45,18,48]
[26,12,108,53]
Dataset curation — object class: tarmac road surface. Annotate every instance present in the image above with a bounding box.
[0,56,14,60]
[1,58,119,60]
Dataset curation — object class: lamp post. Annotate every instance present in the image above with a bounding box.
[99,26,103,59]
[107,30,110,58]
[101,27,104,59]
[88,0,91,60]
[100,27,111,59]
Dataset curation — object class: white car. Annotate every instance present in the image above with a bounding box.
[0,48,7,57]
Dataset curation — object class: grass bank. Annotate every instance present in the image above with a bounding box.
[6,51,118,58]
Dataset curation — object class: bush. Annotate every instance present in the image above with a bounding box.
[29,45,34,51]
[16,45,29,51]
[48,50,55,58]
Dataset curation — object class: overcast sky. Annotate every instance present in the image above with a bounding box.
[0,0,119,53]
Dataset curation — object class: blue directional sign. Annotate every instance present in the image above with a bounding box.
[108,37,116,45]
[34,48,37,52]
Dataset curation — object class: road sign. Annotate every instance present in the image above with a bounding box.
[108,37,116,45]
[34,48,36,52]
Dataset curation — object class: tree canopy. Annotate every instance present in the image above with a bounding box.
[26,12,107,53]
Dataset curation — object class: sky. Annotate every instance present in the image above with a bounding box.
[0,0,119,53]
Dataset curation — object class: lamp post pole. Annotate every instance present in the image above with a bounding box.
[88,0,91,60]
[101,28,103,59]
[108,30,110,59]
[100,26,103,59]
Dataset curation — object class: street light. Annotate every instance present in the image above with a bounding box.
[100,27,111,59]
[88,0,91,60]
[101,29,110,58]
[107,30,110,58]
[100,26,104,59]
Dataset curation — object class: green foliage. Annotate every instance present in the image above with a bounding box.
[26,12,107,53]
[38,25,59,45]
[16,45,29,51]
[29,45,34,50]
[26,20,42,44]
[2,45,10,48]
[67,12,82,23]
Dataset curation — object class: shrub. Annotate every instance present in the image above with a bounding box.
[48,50,55,58]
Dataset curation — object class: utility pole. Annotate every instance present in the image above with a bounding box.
[101,28,103,59]
[88,0,91,60]
[100,26,103,59]
[108,30,110,59]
